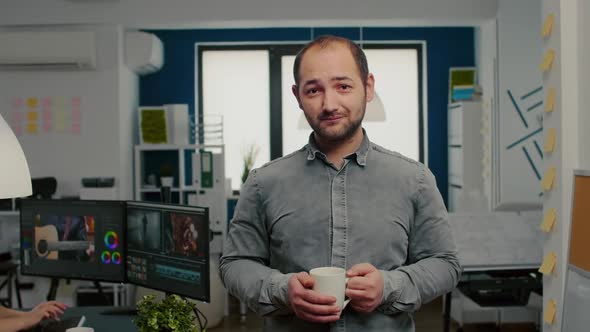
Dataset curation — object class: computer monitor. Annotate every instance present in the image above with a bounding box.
[125,201,209,302]
[19,199,126,283]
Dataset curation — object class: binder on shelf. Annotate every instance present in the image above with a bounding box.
[200,150,213,188]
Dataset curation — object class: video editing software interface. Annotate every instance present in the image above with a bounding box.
[126,202,210,302]
[20,199,126,283]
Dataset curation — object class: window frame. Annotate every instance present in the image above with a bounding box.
[196,42,425,163]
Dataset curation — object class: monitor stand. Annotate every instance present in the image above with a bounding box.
[46,278,60,301]
[47,279,113,306]
[101,293,172,316]
[100,306,137,316]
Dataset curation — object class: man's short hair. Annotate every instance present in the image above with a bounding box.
[293,35,369,88]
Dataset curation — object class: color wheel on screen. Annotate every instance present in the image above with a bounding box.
[111,251,122,265]
[101,251,111,264]
[104,231,119,249]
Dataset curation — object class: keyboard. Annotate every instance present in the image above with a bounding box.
[33,316,83,332]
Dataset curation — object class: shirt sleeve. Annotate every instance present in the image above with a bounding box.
[219,169,295,316]
[378,166,462,315]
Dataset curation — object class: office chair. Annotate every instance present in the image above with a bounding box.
[0,253,22,309]
[31,177,57,199]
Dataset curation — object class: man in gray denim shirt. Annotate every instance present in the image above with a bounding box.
[220,35,461,332]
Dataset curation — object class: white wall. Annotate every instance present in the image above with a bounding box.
[0,25,135,199]
[577,0,590,169]
[117,28,139,200]
[494,0,543,210]
[0,0,497,28]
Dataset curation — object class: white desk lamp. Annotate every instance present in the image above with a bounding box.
[0,114,32,199]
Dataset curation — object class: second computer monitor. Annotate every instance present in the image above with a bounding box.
[126,201,209,302]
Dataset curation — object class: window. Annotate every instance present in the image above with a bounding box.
[198,43,424,190]
[200,49,270,190]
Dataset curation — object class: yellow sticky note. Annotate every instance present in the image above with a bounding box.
[25,123,38,134]
[544,128,557,153]
[540,49,556,72]
[542,14,555,38]
[26,111,38,121]
[542,167,557,191]
[539,252,557,275]
[541,208,557,232]
[545,88,556,113]
[26,97,38,108]
[544,299,557,324]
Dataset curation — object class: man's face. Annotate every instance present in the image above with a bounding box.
[293,43,374,143]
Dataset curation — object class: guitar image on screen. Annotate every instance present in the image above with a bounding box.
[34,225,92,260]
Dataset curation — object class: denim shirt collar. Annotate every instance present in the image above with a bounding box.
[306,128,369,166]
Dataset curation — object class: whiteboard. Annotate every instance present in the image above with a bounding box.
[494,0,543,210]
[449,211,543,271]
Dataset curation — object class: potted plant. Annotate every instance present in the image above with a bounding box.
[134,294,199,332]
[241,143,259,185]
[159,164,175,187]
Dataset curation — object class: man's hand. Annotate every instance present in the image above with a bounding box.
[345,263,384,313]
[288,272,341,323]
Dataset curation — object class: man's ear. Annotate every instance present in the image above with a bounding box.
[365,73,375,103]
[292,84,303,109]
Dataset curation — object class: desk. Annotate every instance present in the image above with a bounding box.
[444,212,543,332]
[61,306,136,332]
[443,266,542,332]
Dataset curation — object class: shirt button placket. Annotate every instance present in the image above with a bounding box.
[330,165,348,332]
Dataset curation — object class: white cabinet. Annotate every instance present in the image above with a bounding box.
[447,101,486,212]
[133,144,225,205]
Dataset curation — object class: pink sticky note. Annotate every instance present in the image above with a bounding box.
[71,110,82,121]
[12,98,23,109]
[71,97,81,107]
[12,111,23,123]
[42,109,52,120]
[41,97,52,108]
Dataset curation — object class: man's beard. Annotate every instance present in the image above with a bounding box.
[307,106,365,143]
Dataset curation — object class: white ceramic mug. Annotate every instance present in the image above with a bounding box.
[309,267,350,310]
[66,328,94,332]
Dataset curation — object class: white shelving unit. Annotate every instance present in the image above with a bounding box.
[448,101,487,212]
[133,144,225,204]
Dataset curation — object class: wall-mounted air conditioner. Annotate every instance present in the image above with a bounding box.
[124,31,163,75]
[0,31,97,70]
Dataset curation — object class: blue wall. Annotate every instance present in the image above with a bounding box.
[139,27,475,205]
